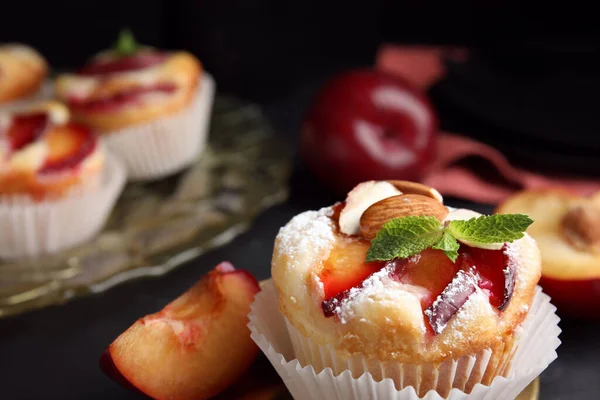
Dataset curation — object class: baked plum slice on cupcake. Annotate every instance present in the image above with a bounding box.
[100,262,260,400]
[78,50,169,76]
[0,43,48,105]
[55,30,212,180]
[0,101,102,200]
[271,180,542,396]
[319,181,522,331]
[319,237,520,334]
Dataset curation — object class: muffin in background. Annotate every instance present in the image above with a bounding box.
[0,101,125,258]
[55,30,214,180]
[0,44,49,106]
[0,101,103,200]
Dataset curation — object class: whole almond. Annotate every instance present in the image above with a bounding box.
[387,180,444,204]
[360,194,449,240]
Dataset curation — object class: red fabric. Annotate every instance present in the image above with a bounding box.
[376,45,600,204]
[425,133,600,204]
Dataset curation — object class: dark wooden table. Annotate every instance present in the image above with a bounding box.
[1,82,599,400]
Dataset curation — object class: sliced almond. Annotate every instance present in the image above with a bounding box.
[339,181,401,236]
[387,180,443,203]
[360,194,449,240]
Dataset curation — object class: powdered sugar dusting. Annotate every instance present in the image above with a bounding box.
[334,263,397,324]
[276,207,335,272]
[442,289,489,344]
[503,241,526,292]
[425,270,479,334]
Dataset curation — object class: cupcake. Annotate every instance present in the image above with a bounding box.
[54,30,214,180]
[250,180,560,399]
[0,44,49,108]
[0,101,126,258]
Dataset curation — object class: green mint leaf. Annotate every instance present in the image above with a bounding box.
[366,216,444,262]
[447,214,534,245]
[114,29,140,56]
[432,231,460,262]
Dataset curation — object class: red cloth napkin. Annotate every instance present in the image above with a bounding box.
[376,45,600,204]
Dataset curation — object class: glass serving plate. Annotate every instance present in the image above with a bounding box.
[0,96,291,318]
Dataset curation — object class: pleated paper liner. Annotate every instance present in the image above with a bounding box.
[0,152,126,259]
[249,280,560,400]
[101,73,215,181]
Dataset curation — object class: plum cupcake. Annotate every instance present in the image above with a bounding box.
[0,101,125,258]
[250,180,560,399]
[0,44,50,109]
[54,30,214,180]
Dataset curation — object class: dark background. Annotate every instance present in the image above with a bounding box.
[1,1,600,398]
[3,1,598,173]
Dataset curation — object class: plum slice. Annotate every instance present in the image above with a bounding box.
[320,239,518,335]
[391,248,461,309]
[69,83,178,113]
[319,239,385,302]
[462,244,516,311]
[100,262,260,400]
[5,112,49,151]
[425,244,518,334]
[425,270,479,334]
[39,123,97,174]
[320,239,385,316]
[79,52,169,76]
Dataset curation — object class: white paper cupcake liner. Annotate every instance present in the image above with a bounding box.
[101,74,215,181]
[249,280,561,400]
[0,80,54,112]
[0,152,126,259]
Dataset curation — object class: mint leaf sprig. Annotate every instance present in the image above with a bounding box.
[365,214,533,263]
[114,29,141,56]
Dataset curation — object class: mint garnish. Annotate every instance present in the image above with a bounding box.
[366,216,444,262]
[432,230,460,262]
[366,214,533,263]
[446,214,534,244]
[114,29,140,56]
